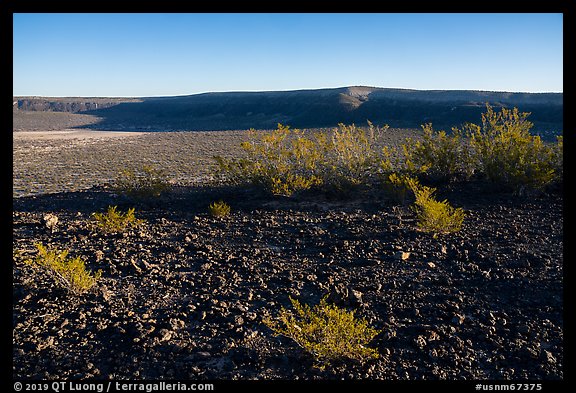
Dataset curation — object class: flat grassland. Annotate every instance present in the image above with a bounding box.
[13,129,247,197]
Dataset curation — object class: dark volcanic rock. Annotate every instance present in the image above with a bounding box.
[12,183,563,380]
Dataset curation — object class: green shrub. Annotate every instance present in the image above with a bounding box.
[320,122,388,189]
[208,200,231,217]
[264,296,380,367]
[215,125,323,196]
[214,122,389,196]
[384,172,416,205]
[215,106,562,196]
[113,164,171,200]
[92,205,144,233]
[402,124,474,180]
[407,178,465,236]
[26,243,101,295]
[466,104,560,190]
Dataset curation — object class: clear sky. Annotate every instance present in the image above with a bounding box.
[13,13,563,97]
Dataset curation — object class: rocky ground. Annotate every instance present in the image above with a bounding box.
[12,120,563,381]
[12,182,563,380]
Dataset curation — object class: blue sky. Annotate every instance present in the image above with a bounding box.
[13,13,563,97]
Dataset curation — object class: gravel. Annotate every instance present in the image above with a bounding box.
[13,182,563,380]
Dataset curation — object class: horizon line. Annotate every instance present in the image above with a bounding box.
[13,85,564,99]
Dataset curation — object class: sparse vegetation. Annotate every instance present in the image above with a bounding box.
[407,177,465,236]
[12,95,564,380]
[383,172,415,205]
[208,200,231,217]
[264,296,380,367]
[402,123,474,180]
[465,105,561,191]
[92,205,144,233]
[113,164,171,200]
[215,122,389,196]
[25,243,101,295]
[216,106,562,199]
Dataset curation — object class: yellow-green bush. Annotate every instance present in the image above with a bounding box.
[384,172,415,205]
[408,178,465,236]
[466,105,561,190]
[208,200,231,217]
[322,122,388,189]
[92,205,144,233]
[215,106,562,196]
[26,243,101,295]
[215,125,323,196]
[214,122,389,196]
[264,296,380,367]
[391,105,562,192]
[113,164,171,200]
[401,124,474,180]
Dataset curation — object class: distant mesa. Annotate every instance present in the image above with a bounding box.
[13,86,563,135]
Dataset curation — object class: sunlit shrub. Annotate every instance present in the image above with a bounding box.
[208,200,231,217]
[264,296,380,367]
[407,178,465,236]
[92,205,144,233]
[466,105,560,191]
[402,124,474,180]
[26,243,101,295]
[214,105,562,196]
[320,122,388,189]
[214,122,389,196]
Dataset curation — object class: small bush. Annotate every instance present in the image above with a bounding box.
[26,243,101,295]
[264,296,380,367]
[384,172,416,205]
[466,104,560,191]
[113,164,171,200]
[408,178,465,236]
[321,122,388,189]
[208,200,231,217]
[92,205,144,233]
[402,124,474,180]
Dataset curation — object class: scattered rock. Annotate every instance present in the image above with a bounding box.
[200,263,212,271]
[12,182,563,380]
[543,350,556,365]
[326,285,364,307]
[395,251,411,261]
[169,318,185,330]
[518,324,531,335]
[158,329,173,342]
[452,314,466,325]
[233,315,244,327]
[42,213,58,233]
[414,335,427,349]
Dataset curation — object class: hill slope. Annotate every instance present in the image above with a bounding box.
[13,86,563,134]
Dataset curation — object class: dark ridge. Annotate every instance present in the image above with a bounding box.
[13,86,563,136]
